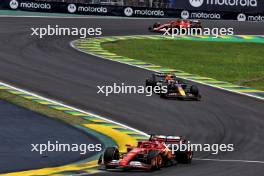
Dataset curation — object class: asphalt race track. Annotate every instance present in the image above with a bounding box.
[0,16,264,175]
[0,99,101,174]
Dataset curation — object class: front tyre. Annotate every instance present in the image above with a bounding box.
[103,147,119,164]
[160,92,168,99]
[98,154,103,164]
[147,150,163,170]
[190,85,199,96]
[150,154,163,170]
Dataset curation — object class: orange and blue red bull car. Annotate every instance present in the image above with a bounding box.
[146,73,202,101]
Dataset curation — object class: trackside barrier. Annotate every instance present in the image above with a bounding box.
[1,0,264,21]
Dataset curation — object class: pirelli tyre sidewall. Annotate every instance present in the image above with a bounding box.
[103,147,119,166]
[175,150,193,164]
[147,150,163,170]
[190,85,199,96]
[153,22,161,28]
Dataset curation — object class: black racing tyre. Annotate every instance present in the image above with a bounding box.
[103,147,119,164]
[147,150,158,162]
[196,94,202,101]
[150,74,157,83]
[146,79,154,87]
[146,75,157,91]
[148,26,153,31]
[147,151,163,170]
[153,154,163,169]
[146,79,155,92]
[146,74,156,86]
[190,85,199,96]
[98,154,103,164]
[160,92,167,99]
[153,22,161,28]
[160,83,168,98]
[175,151,193,164]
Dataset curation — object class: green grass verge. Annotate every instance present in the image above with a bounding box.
[102,39,264,90]
[0,90,90,125]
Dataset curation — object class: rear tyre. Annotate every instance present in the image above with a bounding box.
[153,22,161,28]
[196,94,202,101]
[175,151,193,164]
[149,155,163,170]
[147,151,163,170]
[148,26,153,31]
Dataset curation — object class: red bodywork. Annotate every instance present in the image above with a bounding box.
[103,135,191,170]
[150,19,201,33]
[119,141,170,166]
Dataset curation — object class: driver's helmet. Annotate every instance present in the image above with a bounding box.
[165,74,175,81]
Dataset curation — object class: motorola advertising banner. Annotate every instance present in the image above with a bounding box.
[174,0,264,13]
[2,0,264,21]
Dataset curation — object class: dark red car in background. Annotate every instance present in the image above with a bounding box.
[149,19,202,33]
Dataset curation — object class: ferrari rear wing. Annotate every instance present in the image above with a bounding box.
[149,134,185,143]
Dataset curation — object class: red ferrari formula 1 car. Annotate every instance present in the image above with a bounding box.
[149,19,202,33]
[98,135,193,171]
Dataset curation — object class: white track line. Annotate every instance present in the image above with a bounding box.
[1,80,263,166]
[194,158,264,164]
[0,81,148,136]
